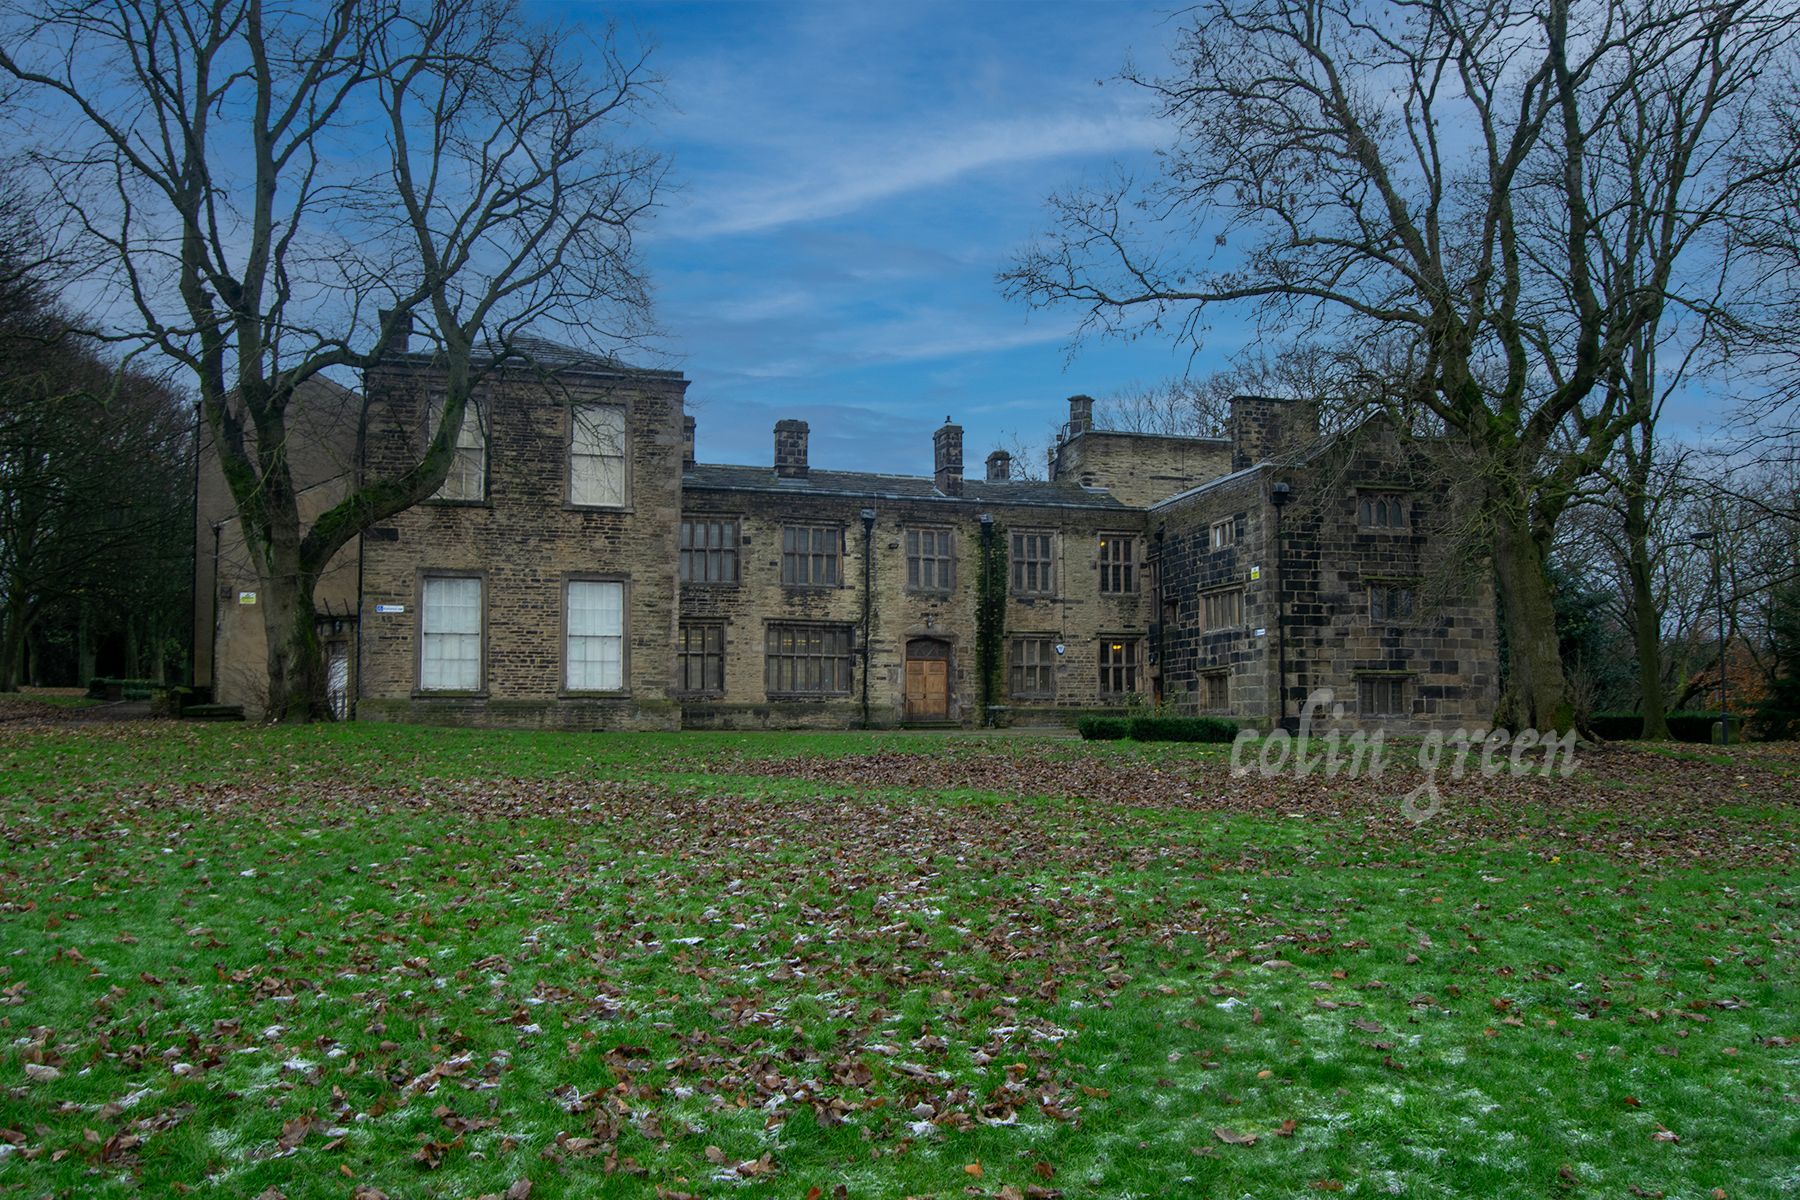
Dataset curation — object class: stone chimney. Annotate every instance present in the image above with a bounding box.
[774,419,809,478]
[985,449,1011,481]
[1066,394,1095,437]
[1229,395,1321,471]
[682,415,696,468]
[376,308,413,355]
[933,418,964,496]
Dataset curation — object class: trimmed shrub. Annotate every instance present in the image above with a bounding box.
[150,687,194,717]
[1586,711,1744,743]
[181,704,245,722]
[1076,715,1131,741]
[1666,711,1738,743]
[1127,714,1239,743]
[1588,712,1643,741]
[86,677,164,701]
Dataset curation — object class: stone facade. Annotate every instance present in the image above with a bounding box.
[193,379,363,718]
[195,346,1499,731]
[1148,409,1499,730]
[1049,411,1234,508]
[353,345,688,729]
[676,429,1148,729]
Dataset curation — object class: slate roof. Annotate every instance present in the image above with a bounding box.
[392,333,682,380]
[684,463,1136,510]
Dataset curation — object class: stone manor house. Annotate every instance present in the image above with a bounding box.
[194,337,1500,730]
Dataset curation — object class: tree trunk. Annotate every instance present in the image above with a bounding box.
[124,620,141,680]
[0,596,24,693]
[257,545,329,723]
[1623,485,1671,739]
[149,612,168,685]
[77,599,95,687]
[1492,515,1574,734]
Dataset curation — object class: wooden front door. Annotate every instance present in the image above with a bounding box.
[904,639,951,721]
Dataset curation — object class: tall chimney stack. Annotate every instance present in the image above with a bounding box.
[1067,394,1095,436]
[774,419,809,478]
[985,449,1011,482]
[376,308,413,356]
[933,418,964,496]
[682,415,696,468]
[1228,395,1322,471]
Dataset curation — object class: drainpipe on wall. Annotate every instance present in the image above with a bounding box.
[353,528,365,723]
[1153,521,1166,707]
[1270,480,1294,732]
[188,405,202,689]
[978,512,995,726]
[860,507,876,729]
[209,521,222,701]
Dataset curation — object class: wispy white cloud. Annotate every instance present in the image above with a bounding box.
[835,313,1073,366]
[669,110,1162,240]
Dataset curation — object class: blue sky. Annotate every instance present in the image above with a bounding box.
[575,0,1225,475]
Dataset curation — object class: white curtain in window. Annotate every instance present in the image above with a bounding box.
[571,404,626,507]
[428,394,486,501]
[566,580,624,690]
[421,576,482,690]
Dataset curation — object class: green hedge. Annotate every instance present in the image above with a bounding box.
[1589,710,1739,743]
[1076,714,1240,742]
[1075,715,1132,740]
[1588,712,1643,741]
[1128,714,1239,743]
[1667,711,1738,743]
[86,677,165,701]
[181,703,244,721]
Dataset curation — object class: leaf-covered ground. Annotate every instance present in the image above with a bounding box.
[0,713,1796,1198]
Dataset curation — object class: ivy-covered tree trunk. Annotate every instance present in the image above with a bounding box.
[1492,511,1573,735]
[258,566,329,723]
[1,1,662,724]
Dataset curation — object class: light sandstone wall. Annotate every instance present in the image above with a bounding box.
[676,486,1152,728]
[195,379,362,717]
[353,357,687,729]
[1051,430,1233,509]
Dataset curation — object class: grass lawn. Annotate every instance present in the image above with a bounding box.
[0,717,1796,1199]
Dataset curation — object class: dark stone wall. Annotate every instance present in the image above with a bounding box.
[1154,422,1499,730]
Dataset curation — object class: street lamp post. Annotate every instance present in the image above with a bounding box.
[1693,530,1728,744]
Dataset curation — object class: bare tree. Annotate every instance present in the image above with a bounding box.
[0,0,661,720]
[1091,378,1229,438]
[1004,0,1799,731]
[0,295,191,691]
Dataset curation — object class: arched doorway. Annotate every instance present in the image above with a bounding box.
[904,637,952,722]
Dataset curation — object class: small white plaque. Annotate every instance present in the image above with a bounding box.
[1253,627,1267,637]
[375,603,405,614]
